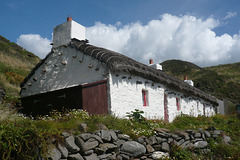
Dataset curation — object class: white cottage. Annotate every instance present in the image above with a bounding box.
[20,18,218,122]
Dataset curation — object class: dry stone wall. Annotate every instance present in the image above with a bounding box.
[45,126,231,160]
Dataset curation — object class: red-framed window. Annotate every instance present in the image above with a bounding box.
[176,97,180,110]
[142,90,148,106]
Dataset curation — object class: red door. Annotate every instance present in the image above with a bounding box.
[82,80,108,114]
[164,92,169,122]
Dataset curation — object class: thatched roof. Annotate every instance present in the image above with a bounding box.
[21,39,218,105]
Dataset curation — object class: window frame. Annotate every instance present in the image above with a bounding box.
[176,97,180,110]
[142,89,149,106]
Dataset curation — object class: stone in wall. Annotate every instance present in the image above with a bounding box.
[121,141,146,157]
[43,126,232,160]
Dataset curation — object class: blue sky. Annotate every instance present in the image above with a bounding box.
[1,0,240,67]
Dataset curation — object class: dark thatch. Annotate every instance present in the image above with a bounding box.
[21,39,218,105]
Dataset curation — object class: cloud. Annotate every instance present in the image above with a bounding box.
[224,12,237,20]
[86,14,240,67]
[17,14,240,67]
[17,34,51,59]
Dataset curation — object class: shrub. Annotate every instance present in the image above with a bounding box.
[126,109,145,123]
[207,138,240,159]
[0,105,59,159]
[5,72,24,86]
[170,144,192,160]
[0,120,51,159]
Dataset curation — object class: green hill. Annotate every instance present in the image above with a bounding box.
[0,35,40,103]
[161,60,240,103]
[160,59,202,77]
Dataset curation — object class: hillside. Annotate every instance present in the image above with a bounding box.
[161,60,240,103]
[0,35,40,103]
[160,59,203,77]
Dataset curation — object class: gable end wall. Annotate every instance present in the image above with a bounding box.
[21,46,108,98]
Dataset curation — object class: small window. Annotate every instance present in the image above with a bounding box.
[176,97,180,110]
[142,90,149,106]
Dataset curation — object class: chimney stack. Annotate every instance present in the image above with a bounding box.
[149,59,153,64]
[67,17,72,22]
[184,75,194,86]
[148,59,162,70]
[52,18,86,48]
[184,76,188,80]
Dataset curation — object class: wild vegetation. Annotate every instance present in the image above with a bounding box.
[161,59,240,104]
[0,35,40,103]
[0,104,239,159]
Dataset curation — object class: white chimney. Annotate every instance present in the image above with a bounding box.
[149,59,162,70]
[184,76,194,86]
[52,17,86,48]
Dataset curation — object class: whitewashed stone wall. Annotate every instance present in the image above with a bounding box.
[108,72,216,122]
[180,98,204,117]
[21,47,107,97]
[205,104,216,117]
[166,94,182,122]
[166,93,211,122]
[109,72,165,120]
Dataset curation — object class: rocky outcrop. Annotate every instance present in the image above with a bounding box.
[46,126,231,160]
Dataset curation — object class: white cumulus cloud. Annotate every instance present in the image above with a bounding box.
[17,13,240,67]
[86,14,240,67]
[17,34,51,59]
